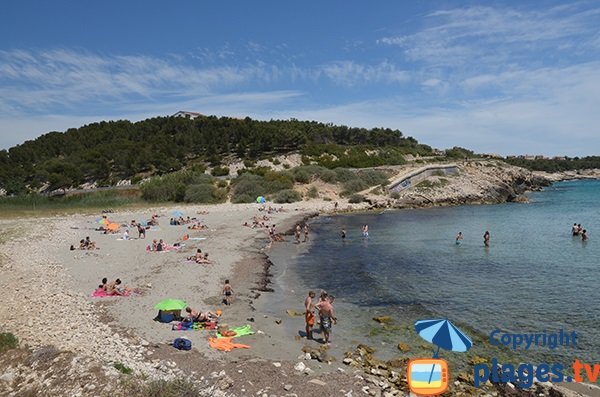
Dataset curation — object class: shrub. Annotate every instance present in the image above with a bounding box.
[293,169,311,183]
[232,193,255,204]
[231,174,264,202]
[334,168,356,183]
[140,170,215,202]
[390,191,400,199]
[184,184,218,203]
[357,169,389,186]
[114,362,133,375]
[272,158,281,165]
[307,186,319,199]
[348,194,365,203]
[341,179,369,195]
[211,166,230,176]
[243,159,256,168]
[0,332,18,353]
[115,377,202,397]
[263,171,294,192]
[274,189,302,203]
[216,179,228,188]
[282,163,290,169]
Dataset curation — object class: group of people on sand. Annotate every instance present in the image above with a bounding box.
[71,236,97,251]
[572,223,589,241]
[188,222,208,230]
[187,248,211,264]
[304,290,337,344]
[294,223,309,243]
[170,216,195,226]
[258,205,285,214]
[268,224,285,242]
[99,277,132,296]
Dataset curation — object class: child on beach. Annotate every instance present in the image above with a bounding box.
[222,280,233,305]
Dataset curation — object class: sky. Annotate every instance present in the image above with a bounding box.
[1,1,600,156]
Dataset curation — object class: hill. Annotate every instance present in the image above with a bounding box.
[0,115,433,195]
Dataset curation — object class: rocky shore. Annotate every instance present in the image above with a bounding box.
[363,160,553,209]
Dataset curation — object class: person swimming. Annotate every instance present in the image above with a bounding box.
[456,232,463,245]
[483,231,490,247]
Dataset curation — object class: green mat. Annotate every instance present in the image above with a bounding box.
[216,324,254,338]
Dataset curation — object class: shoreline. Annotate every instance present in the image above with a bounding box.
[2,178,600,395]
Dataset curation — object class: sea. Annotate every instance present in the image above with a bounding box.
[263,179,600,368]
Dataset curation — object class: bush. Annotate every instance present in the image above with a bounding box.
[348,194,365,203]
[307,186,319,199]
[293,169,311,183]
[341,179,369,195]
[334,168,356,183]
[0,332,18,353]
[232,174,264,201]
[282,163,290,169]
[211,166,230,176]
[390,191,400,199]
[184,184,219,203]
[115,377,202,397]
[243,159,256,168]
[357,169,389,186]
[263,171,294,192]
[114,362,133,375]
[232,193,255,203]
[140,170,215,202]
[272,158,281,165]
[274,189,302,203]
[216,180,228,188]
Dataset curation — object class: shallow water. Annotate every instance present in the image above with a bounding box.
[266,180,600,366]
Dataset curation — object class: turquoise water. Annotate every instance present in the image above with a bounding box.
[267,180,600,364]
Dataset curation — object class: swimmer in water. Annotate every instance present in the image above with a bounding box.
[456,231,463,245]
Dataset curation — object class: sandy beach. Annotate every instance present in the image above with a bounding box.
[2,183,599,396]
[0,200,380,396]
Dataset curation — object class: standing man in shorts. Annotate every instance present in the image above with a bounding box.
[316,291,337,344]
[304,291,316,340]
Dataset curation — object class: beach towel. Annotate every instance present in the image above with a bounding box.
[216,324,254,338]
[208,337,250,352]
[91,288,130,297]
[164,244,184,251]
[171,321,216,331]
[187,237,206,241]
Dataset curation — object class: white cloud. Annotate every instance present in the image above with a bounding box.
[378,3,600,67]
[320,60,409,86]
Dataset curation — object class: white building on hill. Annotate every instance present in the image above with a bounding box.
[172,111,203,120]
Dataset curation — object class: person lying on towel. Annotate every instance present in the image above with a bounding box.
[184,307,218,322]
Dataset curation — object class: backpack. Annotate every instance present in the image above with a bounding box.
[173,338,192,350]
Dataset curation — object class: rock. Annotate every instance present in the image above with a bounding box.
[273,362,281,368]
[294,362,306,372]
[284,384,293,391]
[357,344,376,355]
[373,316,392,324]
[275,319,282,324]
[397,343,410,352]
[308,379,327,386]
[468,356,487,365]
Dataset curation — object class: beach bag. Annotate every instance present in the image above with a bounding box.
[173,338,192,350]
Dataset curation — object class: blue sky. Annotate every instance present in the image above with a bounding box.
[1,1,600,156]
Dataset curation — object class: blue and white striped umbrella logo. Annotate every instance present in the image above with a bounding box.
[415,319,473,356]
